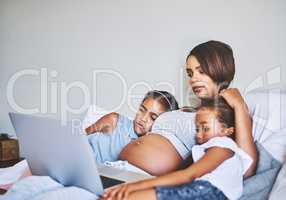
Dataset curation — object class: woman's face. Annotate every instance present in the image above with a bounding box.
[186,55,220,99]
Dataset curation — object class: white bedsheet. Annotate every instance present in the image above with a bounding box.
[0,161,149,200]
[0,160,29,188]
[0,176,98,200]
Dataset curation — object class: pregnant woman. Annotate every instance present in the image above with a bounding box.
[119,40,257,179]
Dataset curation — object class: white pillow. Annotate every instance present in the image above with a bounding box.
[245,89,286,163]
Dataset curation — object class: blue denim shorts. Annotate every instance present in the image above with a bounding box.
[156,180,226,200]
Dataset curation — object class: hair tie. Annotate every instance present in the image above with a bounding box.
[154,91,173,110]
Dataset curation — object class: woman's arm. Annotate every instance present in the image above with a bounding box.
[220,88,258,177]
[102,147,233,200]
[85,112,119,135]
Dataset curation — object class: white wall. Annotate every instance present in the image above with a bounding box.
[1,0,286,135]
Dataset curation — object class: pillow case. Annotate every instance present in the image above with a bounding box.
[269,161,286,199]
[240,142,282,200]
[245,89,286,163]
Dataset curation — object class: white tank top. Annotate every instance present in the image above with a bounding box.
[192,137,253,200]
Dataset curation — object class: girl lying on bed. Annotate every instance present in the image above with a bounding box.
[85,90,179,164]
[102,97,253,200]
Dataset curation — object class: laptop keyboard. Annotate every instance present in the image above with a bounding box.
[100,175,125,189]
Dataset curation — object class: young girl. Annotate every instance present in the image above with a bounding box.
[102,97,253,200]
[85,90,179,164]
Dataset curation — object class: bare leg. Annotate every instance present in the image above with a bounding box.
[128,188,157,200]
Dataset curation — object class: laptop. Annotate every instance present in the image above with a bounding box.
[9,112,149,196]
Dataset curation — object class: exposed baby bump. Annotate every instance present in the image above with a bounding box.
[119,134,183,176]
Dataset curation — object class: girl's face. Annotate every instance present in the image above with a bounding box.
[186,55,220,99]
[134,98,166,136]
[195,108,233,144]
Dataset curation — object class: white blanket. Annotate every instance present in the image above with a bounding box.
[0,160,149,200]
[0,176,98,200]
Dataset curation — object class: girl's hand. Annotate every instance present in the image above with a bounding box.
[219,88,247,110]
[102,182,140,200]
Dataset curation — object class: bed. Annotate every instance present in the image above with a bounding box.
[1,88,285,200]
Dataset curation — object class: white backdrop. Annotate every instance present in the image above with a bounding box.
[1,0,286,135]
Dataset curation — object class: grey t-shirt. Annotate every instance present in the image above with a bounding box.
[151,110,197,159]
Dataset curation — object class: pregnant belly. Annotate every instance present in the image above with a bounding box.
[119,134,183,176]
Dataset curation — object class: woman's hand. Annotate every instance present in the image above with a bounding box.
[219,88,247,110]
[101,182,141,200]
[220,88,257,177]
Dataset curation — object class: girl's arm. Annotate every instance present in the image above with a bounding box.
[220,88,258,177]
[85,112,119,135]
[103,147,233,200]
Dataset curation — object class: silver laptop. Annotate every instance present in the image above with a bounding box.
[9,112,142,196]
